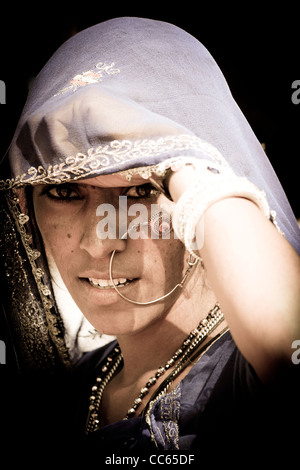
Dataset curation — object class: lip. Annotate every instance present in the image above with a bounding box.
[77,276,139,306]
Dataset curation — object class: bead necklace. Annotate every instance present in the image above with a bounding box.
[85,304,223,434]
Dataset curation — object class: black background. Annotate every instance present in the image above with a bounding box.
[0,5,299,217]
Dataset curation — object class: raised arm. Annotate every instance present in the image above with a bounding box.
[167,164,300,383]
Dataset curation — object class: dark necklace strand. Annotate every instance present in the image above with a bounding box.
[142,325,229,417]
[85,304,223,434]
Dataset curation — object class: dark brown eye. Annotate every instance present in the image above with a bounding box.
[124,183,158,199]
[46,184,82,201]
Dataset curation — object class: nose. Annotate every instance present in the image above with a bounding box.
[79,203,126,259]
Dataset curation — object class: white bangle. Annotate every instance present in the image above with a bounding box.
[172,160,271,258]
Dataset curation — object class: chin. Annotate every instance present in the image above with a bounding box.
[82,303,165,338]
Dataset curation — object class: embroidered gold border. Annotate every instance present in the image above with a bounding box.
[0,134,228,189]
[5,189,71,368]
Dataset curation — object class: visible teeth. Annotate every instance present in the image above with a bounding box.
[89,277,130,289]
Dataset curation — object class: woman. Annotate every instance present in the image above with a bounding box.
[0,17,299,457]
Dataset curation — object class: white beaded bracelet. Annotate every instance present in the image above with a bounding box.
[171,160,271,259]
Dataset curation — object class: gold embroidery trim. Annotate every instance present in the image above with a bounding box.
[5,190,71,367]
[145,384,181,450]
[0,134,228,189]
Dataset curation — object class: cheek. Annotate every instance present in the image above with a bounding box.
[34,204,77,259]
[164,240,186,280]
[144,239,186,286]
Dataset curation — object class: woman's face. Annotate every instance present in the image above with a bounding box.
[32,176,188,336]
